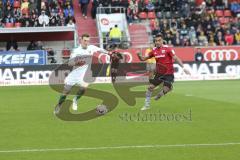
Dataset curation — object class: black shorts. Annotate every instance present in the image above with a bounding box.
[111,63,120,69]
[149,74,174,88]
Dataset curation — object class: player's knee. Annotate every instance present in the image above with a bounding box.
[63,85,72,95]
[63,91,70,95]
[78,88,86,95]
[148,85,154,92]
[163,85,172,94]
[63,89,70,95]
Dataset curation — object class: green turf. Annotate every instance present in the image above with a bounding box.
[0,80,240,160]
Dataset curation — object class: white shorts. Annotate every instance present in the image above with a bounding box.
[64,67,91,87]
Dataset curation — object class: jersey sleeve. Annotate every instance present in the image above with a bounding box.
[148,50,155,58]
[70,48,78,58]
[167,47,176,57]
[91,45,108,54]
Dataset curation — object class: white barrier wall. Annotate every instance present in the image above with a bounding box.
[0,61,240,86]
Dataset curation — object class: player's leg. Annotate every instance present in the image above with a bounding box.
[141,74,162,110]
[69,68,89,110]
[72,86,86,110]
[146,64,151,79]
[154,75,174,100]
[55,84,73,114]
[150,63,156,79]
[148,70,156,80]
[57,85,72,105]
[147,63,155,80]
[141,84,157,110]
[154,85,172,100]
[111,68,117,83]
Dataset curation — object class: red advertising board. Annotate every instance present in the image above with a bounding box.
[196,46,240,61]
[172,46,240,61]
[94,46,240,63]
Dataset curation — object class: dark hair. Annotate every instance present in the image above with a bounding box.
[81,33,90,39]
[155,33,163,38]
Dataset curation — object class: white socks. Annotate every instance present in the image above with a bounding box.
[145,90,152,106]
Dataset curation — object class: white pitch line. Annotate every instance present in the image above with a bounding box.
[1,142,240,153]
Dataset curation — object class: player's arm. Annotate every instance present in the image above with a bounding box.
[99,48,109,54]
[93,46,113,64]
[173,55,191,75]
[137,52,151,61]
[68,50,77,66]
[68,58,75,66]
[67,49,84,66]
[68,56,85,66]
[94,46,110,55]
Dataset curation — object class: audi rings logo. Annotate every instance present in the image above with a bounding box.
[204,49,239,61]
[98,52,133,63]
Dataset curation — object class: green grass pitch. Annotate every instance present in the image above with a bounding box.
[0,80,240,160]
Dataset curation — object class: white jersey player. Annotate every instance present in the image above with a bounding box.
[55,34,109,113]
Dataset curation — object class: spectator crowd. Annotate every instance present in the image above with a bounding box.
[0,0,75,27]
[140,0,240,46]
[91,0,240,46]
[1,0,240,47]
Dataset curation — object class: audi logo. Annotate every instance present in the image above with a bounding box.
[204,49,239,61]
[98,52,133,63]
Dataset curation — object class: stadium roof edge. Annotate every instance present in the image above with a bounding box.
[0,26,76,34]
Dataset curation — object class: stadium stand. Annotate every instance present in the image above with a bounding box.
[127,0,240,46]
[1,0,240,61]
[0,0,75,27]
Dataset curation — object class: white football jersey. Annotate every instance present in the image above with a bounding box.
[70,45,107,70]
[64,45,107,86]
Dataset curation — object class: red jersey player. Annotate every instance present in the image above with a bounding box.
[137,33,191,110]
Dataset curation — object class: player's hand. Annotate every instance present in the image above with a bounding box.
[183,67,191,75]
[74,57,86,66]
[137,52,142,60]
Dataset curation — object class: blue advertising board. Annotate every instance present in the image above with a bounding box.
[0,50,47,66]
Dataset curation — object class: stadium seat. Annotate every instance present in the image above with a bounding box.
[138,12,147,19]
[224,10,232,17]
[218,17,225,24]
[148,12,156,19]
[149,19,155,30]
[215,10,224,17]
[62,49,71,59]
[22,8,29,15]
[224,17,230,24]
[144,0,149,5]
[231,17,238,23]
[219,17,229,24]
[15,22,22,27]
[5,23,14,28]
[14,1,21,8]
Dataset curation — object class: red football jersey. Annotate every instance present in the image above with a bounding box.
[148,45,175,75]
[110,51,122,64]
